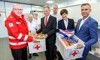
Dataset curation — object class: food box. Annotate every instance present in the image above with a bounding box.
[56,33,84,60]
[28,34,47,54]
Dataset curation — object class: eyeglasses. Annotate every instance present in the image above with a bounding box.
[13,8,23,11]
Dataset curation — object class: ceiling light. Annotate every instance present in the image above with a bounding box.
[46,0,54,4]
[34,6,40,7]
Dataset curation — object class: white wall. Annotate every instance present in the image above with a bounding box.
[50,0,97,9]
[57,3,100,25]
[0,13,8,38]
[0,1,8,38]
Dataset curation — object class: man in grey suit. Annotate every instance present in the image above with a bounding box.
[37,5,57,60]
[75,3,98,60]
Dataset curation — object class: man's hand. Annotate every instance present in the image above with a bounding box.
[33,37,39,43]
[76,44,84,49]
[45,34,48,38]
[33,33,38,38]
[33,39,38,43]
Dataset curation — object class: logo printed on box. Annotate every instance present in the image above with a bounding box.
[34,44,41,50]
[71,50,79,57]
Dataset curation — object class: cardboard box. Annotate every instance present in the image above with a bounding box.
[56,33,84,60]
[28,39,46,54]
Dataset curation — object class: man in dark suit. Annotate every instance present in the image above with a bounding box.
[37,5,57,60]
[75,3,98,60]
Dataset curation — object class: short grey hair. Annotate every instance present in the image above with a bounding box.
[81,3,91,8]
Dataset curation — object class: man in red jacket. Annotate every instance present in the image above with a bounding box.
[5,3,37,60]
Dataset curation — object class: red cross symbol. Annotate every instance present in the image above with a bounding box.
[34,44,41,50]
[72,51,78,56]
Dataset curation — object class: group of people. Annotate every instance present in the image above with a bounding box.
[5,3,98,60]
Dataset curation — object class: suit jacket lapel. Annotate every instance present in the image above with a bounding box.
[62,19,66,30]
[78,17,90,33]
[42,17,45,27]
[77,19,82,33]
[67,19,71,29]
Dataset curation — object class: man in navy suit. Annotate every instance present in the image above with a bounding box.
[75,3,98,60]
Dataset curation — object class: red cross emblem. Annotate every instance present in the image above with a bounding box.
[72,51,78,56]
[34,44,41,50]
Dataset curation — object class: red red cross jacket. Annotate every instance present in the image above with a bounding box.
[5,11,33,49]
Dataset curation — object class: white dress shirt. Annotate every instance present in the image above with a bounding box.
[44,15,50,25]
[64,19,68,29]
[52,14,62,28]
[44,15,50,21]
[52,14,62,21]
[79,16,89,30]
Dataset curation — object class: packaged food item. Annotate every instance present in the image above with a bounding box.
[63,39,71,46]
[59,29,78,43]
[36,34,47,39]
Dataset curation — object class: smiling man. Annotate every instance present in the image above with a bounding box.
[37,5,57,60]
[5,3,37,60]
[75,3,98,60]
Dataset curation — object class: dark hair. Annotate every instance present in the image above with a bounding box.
[81,3,91,8]
[60,9,68,15]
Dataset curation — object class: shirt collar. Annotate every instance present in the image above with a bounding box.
[45,15,50,19]
[82,15,90,21]
[53,13,57,16]
[64,19,68,23]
